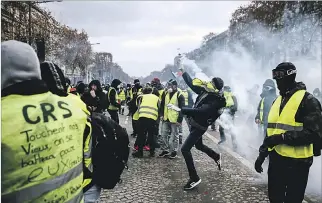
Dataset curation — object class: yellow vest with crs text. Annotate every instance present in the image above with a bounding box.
[224,91,234,107]
[138,94,159,121]
[164,91,181,123]
[2,91,88,203]
[108,87,119,110]
[181,90,189,106]
[118,89,126,101]
[267,90,313,158]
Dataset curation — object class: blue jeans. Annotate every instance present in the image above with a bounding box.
[84,184,101,203]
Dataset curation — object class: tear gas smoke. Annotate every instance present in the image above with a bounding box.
[181,14,321,197]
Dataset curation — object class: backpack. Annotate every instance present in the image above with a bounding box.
[90,112,130,189]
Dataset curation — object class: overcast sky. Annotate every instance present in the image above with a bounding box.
[42,1,247,77]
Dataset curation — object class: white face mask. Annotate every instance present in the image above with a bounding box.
[117,85,121,89]
[167,88,173,93]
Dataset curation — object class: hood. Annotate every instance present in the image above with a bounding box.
[40,61,68,96]
[89,80,102,92]
[111,79,122,88]
[1,40,41,90]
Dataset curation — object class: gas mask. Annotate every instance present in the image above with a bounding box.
[272,68,296,94]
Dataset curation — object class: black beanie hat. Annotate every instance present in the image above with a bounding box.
[275,62,296,71]
[134,79,140,84]
[40,61,68,96]
[212,77,224,90]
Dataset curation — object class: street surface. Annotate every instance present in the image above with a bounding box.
[99,114,320,203]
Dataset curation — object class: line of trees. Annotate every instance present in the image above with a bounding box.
[186,1,322,69]
[1,1,132,84]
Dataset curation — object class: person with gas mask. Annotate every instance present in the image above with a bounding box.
[129,79,143,137]
[178,67,226,190]
[218,86,238,149]
[255,79,277,138]
[118,83,126,115]
[313,88,321,103]
[107,79,122,124]
[159,79,185,159]
[1,40,90,203]
[254,62,322,203]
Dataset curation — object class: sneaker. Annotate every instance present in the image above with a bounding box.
[214,153,222,170]
[168,152,177,159]
[143,145,150,151]
[158,151,170,157]
[132,151,143,158]
[183,178,201,190]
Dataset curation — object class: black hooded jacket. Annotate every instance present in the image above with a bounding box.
[181,72,226,130]
[82,80,107,113]
[259,82,322,162]
[107,79,122,110]
[129,84,143,114]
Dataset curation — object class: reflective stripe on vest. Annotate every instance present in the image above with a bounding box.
[108,87,119,110]
[2,92,87,203]
[83,120,93,189]
[259,98,264,122]
[158,89,165,100]
[224,91,234,107]
[138,94,159,120]
[132,95,143,121]
[267,90,313,158]
[118,90,126,101]
[164,92,180,123]
[181,90,189,106]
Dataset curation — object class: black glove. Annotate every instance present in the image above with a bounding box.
[254,155,265,173]
[263,134,284,148]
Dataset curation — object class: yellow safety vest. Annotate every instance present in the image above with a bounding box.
[158,89,165,100]
[2,92,88,203]
[267,90,313,158]
[118,90,126,101]
[164,92,180,123]
[108,87,119,110]
[224,91,234,107]
[132,95,143,121]
[82,120,93,190]
[138,94,159,120]
[67,93,89,115]
[181,90,189,106]
[259,98,264,122]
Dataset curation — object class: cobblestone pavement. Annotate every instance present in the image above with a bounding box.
[99,114,320,203]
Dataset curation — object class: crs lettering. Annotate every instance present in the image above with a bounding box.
[22,101,72,124]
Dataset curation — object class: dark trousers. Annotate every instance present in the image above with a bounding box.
[181,127,220,180]
[132,118,138,136]
[136,117,157,153]
[119,101,125,114]
[108,110,119,124]
[268,151,312,203]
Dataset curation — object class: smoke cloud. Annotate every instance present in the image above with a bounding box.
[181,14,321,198]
